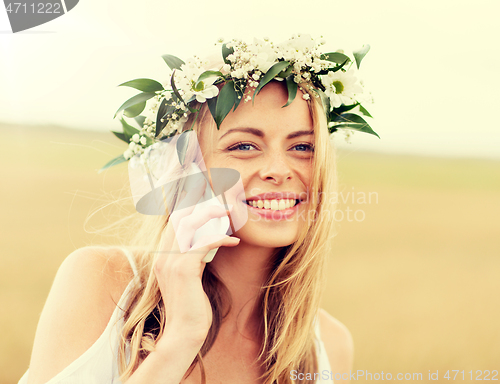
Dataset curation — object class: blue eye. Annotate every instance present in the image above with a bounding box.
[228,142,257,151]
[292,144,314,152]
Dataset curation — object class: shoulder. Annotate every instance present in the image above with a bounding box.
[53,246,136,312]
[26,246,136,384]
[318,308,354,384]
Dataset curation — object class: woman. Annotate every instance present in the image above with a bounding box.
[20,35,376,384]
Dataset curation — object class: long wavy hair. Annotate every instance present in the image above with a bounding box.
[115,81,338,384]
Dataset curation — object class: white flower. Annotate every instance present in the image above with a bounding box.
[254,51,278,73]
[140,136,147,145]
[124,149,133,160]
[322,69,363,108]
[231,69,246,79]
[132,134,140,143]
[247,39,278,73]
[289,34,315,52]
[192,77,219,103]
[302,93,310,100]
[278,34,316,63]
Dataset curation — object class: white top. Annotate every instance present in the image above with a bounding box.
[18,249,333,384]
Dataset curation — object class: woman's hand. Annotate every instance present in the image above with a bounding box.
[153,177,239,349]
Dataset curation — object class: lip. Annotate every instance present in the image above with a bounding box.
[245,199,303,221]
[245,192,304,201]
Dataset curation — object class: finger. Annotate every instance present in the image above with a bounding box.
[188,236,240,262]
[176,205,229,253]
[191,233,228,250]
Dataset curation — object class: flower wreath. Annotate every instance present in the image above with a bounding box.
[103,35,378,171]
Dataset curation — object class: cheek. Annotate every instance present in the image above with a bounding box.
[298,159,313,185]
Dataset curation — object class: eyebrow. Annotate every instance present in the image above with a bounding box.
[219,127,314,140]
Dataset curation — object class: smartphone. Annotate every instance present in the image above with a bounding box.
[182,163,230,262]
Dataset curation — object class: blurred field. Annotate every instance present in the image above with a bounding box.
[1,123,499,383]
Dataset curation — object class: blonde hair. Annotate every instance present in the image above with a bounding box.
[116,81,338,384]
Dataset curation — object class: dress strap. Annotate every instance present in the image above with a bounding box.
[314,312,322,339]
[121,248,139,278]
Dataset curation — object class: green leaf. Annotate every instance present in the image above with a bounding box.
[331,123,379,138]
[332,112,366,124]
[112,131,127,143]
[99,154,127,173]
[332,103,359,115]
[315,89,331,114]
[120,117,140,140]
[134,115,146,128]
[124,101,146,118]
[283,76,297,107]
[195,71,223,89]
[278,66,293,79]
[114,92,155,118]
[253,61,290,101]
[156,98,169,137]
[176,130,191,166]
[170,70,187,107]
[207,96,217,123]
[162,54,185,71]
[222,44,234,65]
[332,58,350,72]
[359,104,373,118]
[119,78,164,93]
[331,113,379,138]
[233,80,246,111]
[319,57,350,75]
[320,52,351,65]
[215,81,236,129]
[353,44,370,69]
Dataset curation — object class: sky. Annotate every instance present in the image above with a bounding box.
[1,0,499,159]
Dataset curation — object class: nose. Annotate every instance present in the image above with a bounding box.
[259,151,293,185]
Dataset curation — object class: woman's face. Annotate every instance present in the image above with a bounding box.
[200,81,314,249]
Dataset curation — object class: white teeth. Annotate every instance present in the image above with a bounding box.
[247,199,298,211]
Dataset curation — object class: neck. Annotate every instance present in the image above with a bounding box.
[209,241,277,339]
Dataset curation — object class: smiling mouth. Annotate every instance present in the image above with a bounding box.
[245,198,300,211]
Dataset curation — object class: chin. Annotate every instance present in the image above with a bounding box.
[234,222,300,249]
